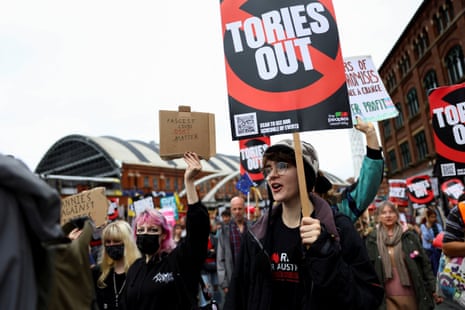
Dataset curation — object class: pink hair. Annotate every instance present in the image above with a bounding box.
[134,209,175,254]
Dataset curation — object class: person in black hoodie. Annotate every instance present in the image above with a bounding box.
[122,151,210,310]
[224,139,384,310]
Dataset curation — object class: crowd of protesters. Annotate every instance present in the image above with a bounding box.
[3,117,465,310]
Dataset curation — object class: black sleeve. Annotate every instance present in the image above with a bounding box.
[366,146,383,160]
[304,214,384,309]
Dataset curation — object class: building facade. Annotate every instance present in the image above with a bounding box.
[378,0,465,184]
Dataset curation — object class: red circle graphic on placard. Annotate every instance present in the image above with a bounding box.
[220,0,346,112]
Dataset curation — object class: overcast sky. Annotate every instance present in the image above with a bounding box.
[0,0,423,179]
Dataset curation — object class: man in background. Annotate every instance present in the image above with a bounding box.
[217,196,248,298]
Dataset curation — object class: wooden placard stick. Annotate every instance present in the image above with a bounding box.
[293,132,311,217]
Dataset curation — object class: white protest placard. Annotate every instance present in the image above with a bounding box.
[61,187,108,227]
[344,55,398,123]
[133,197,155,217]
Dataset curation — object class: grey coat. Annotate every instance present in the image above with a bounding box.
[217,222,235,289]
[217,220,251,289]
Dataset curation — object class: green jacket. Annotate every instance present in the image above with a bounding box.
[47,220,98,310]
[365,228,436,310]
[338,154,384,222]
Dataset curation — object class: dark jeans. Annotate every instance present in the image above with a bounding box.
[425,247,442,276]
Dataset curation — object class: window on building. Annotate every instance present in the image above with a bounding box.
[400,142,411,168]
[382,119,391,138]
[388,150,398,172]
[165,177,171,191]
[414,131,428,161]
[414,29,429,59]
[406,88,420,118]
[398,53,411,77]
[434,0,454,35]
[386,71,397,90]
[143,176,149,187]
[446,45,465,84]
[173,178,179,192]
[153,177,158,189]
[394,102,404,129]
[423,70,438,93]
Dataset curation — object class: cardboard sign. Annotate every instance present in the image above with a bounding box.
[388,179,408,207]
[429,82,465,177]
[159,106,216,159]
[406,175,434,204]
[61,187,108,227]
[239,137,270,183]
[220,0,351,140]
[344,55,398,123]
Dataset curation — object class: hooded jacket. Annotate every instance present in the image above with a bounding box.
[225,193,384,310]
[122,201,210,310]
[0,154,64,310]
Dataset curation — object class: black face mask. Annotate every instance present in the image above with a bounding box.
[105,244,125,261]
[136,234,160,255]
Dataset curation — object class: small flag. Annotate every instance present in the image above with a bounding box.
[236,173,254,195]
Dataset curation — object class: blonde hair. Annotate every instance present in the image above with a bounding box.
[97,220,141,288]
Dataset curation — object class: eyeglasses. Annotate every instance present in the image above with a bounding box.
[263,162,289,180]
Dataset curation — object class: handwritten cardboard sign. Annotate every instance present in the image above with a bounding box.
[159,106,216,159]
[61,187,108,227]
[344,55,398,123]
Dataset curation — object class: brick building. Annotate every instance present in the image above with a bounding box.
[378,0,465,194]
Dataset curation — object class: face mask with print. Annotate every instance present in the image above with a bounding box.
[136,234,160,255]
[105,244,125,261]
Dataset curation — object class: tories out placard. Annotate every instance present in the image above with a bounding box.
[220,0,351,140]
[388,179,408,207]
[344,55,398,123]
[239,136,270,183]
[429,82,465,177]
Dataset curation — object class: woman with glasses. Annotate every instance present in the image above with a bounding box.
[122,152,210,310]
[224,139,383,310]
[93,220,141,310]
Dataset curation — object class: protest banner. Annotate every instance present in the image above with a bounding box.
[160,208,176,227]
[441,178,465,205]
[239,136,270,183]
[160,195,179,221]
[61,187,108,227]
[220,0,349,217]
[220,0,351,141]
[159,106,216,160]
[388,179,408,207]
[344,55,398,123]
[405,175,434,205]
[429,82,465,177]
[133,196,155,217]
